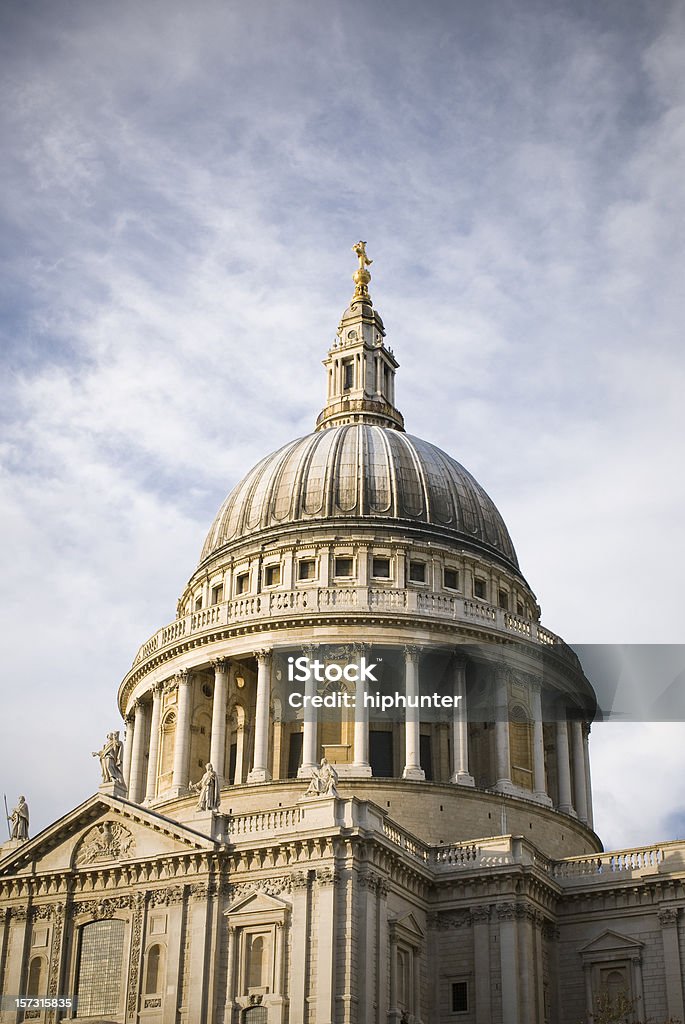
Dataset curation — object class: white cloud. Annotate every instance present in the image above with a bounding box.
[0,0,683,849]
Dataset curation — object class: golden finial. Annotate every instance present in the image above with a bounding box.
[352,240,373,300]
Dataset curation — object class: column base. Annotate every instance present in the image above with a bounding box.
[297,763,317,779]
[347,763,373,778]
[247,768,272,784]
[558,803,577,817]
[534,791,554,807]
[402,766,425,781]
[494,779,516,795]
[165,785,190,800]
[98,780,128,800]
[450,772,475,787]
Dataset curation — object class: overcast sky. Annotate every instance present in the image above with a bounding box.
[1,0,684,851]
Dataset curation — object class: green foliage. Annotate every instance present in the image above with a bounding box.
[581,991,681,1024]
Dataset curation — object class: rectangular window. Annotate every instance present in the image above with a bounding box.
[473,578,486,599]
[444,568,459,590]
[498,588,509,610]
[451,981,468,1012]
[235,573,249,595]
[343,360,354,390]
[334,556,354,577]
[516,599,524,616]
[265,564,281,587]
[194,595,203,611]
[409,561,426,583]
[298,559,316,581]
[211,584,223,605]
[372,557,391,579]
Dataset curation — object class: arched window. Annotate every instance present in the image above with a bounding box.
[76,919,125,1017]
[509,705,533,790]
[27,956,44,997]
[247,934,266,989]
[145,943,165,994]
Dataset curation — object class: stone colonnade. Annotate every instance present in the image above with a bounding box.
[121,646,593,826]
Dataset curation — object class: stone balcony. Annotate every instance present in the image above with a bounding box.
[131,587,578,670]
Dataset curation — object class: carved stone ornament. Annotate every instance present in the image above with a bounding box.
[149,886,185,906]
[658,906,679,926]
[75,821,135,866]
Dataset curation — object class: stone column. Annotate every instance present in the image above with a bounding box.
[144,682,164,803]
[128,700,148,804]
[571,718,588,823]
[402,645,425,780]
[659,907,685,1021]
[122,712,134,789]
[583,723,594,829]
[471,907,492,1024]
[498,903,520,1024]
[494,667,514,794]
[530,681,551,805]
[248,649,272,783]
[352,645,372,777]
[450,653,474,785]
[299,647,319,778]
[209,659,229,786]
[377,879,389,1022]
[171,670,192,797]
[555,709,574,815]
[3,908,31,1016]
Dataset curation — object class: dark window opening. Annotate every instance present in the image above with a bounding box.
[235,573,249,595]
[444,569,459,590]
[369,731,394,778]
[474,578,486,599]
[287,732,303,779]
[498,589,509,610]
[343,361,354,390]
[298,560,316,581]
[420,734,433,780]
[372,557,391,579]
[516,600,524,616]
[409,561,426,583]
[334,557,353,577]
[452,981,468,1012]
[211,584,223,605]
[265,564,281,587]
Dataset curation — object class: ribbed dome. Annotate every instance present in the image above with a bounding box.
[200,424,519,569]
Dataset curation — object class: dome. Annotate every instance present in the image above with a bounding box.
[200,423,519,570]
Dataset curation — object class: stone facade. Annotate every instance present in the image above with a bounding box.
[1,250,683,1023]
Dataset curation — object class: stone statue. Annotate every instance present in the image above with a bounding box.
[305,756,339,798]
[351,241,373,300]
[192,763,221,812]
[10,796,29,840]
[92,732,125,785]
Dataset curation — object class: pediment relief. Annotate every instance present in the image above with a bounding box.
[74,821,135,867]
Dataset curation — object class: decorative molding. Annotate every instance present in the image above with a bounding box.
[75,821,135,866]
[126,894,145,1020]
[149,886,185,906]
[658,907,679,926]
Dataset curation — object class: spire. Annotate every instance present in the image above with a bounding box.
[316,243,404,432]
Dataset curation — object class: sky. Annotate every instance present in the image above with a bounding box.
[1,0,684,851]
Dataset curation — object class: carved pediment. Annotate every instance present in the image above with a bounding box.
[74,821,135,866]
[579,929,644,958]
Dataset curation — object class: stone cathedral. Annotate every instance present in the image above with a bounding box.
[2,245,684,1024]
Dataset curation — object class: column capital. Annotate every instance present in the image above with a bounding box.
[176,668,190,685]
[255,648,272,666]
[211,658,230,674]
[403,644,420,663]
[451,648,468,667]
[659,906,679,926]
[151,681,164,698]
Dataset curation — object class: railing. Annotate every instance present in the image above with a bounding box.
[131,588,573,668]
[382,819,430,863]
[552,845,664,880]
[227,807,303,838]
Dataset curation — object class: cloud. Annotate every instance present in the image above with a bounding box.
[0,0,683,847]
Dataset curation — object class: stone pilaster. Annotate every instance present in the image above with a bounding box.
[659,907,685,1021]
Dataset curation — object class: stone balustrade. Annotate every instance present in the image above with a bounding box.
[552,845,665,882]
[132,588,576,669]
